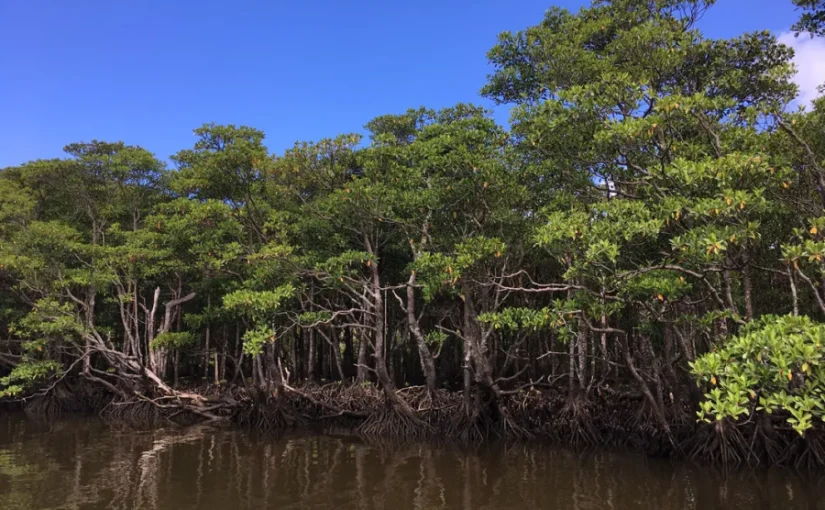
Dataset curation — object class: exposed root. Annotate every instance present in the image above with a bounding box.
[12,378,825,469]
[358,406,429,438]
[447,406,494,442]
[689,420,748,468]
[442,387,533,442]
[558,396,599,447]
[499,404,533,440]
[102,399,164,427]
[743,414,785,465]
[23,379,111,417]
[777,431,825,470]
[237,391,304,431]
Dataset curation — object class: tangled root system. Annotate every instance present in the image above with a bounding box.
[358,406,429,438]
[14,378,825,469]
[689,420,749,467]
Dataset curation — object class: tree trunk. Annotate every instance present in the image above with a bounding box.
[576,318,587,390]
[462,284,500,418]
[317,328,346,382]
[463,335,473,412]
[789,269,799,316]
[364,236,421,421]
[173,349,180,388]
[600,314,609,376]
[568,330,576,398]
[234,326,244,382]
[147,287,160,373]
[82,292,97,375]
[356,327,369,383]
[255,354,266,390]
[621,333,670,434]
[204,294,212,379]
[406,271,437,392]
[149,288,196,380]
[742,264,754,321]
[307,328,316,382]
[370,265,393,391]
[219,326,227,382]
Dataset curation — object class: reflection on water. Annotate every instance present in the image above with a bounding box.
[0,413,823,510]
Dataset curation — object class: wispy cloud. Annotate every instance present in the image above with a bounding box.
[777,32,825,109]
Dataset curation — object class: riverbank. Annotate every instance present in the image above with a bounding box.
[9,378,825,470]
[6,412,824,510]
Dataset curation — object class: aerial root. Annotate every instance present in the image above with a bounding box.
[358,406,429,438]
[558,397,598,447]
[776,431,825,470]
[689,420,748,467]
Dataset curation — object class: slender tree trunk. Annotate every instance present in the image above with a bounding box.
[406,271,437,392]
[133,282,142,364]
[723,269,739,316]
[255,354,266,390]
[364,235,420,420]
[219,326,227,382]
[307,329,316,382]
[265,342,283,393]
[173,350,180,388]
[742,264,754,321]
[252,355,259,387]
[204,294,211,379]
[318,328,345,382]
[147,287,160,372]
[789,269,799,316]
[576,318,587,390]
[568,330,576,397]
[463,336,473,412]
[462,284,499,417]
[356,327,369,383]
[234,326,244,382]
[387,327,396,386]
[289,331,297,383]
[621,333,670,434]
[600,314,608,376]
[370,264,393,391]
[82,292,97,375]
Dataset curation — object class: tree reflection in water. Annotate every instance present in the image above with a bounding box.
[1,414,824,510]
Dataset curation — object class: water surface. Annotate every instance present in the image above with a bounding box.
[0,413,823,509]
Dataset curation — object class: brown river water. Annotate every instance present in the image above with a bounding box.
[1,413,824,509]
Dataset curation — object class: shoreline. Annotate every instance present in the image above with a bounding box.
[7,378,825,470]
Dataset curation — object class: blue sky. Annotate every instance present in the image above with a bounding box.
[0,0,813,168]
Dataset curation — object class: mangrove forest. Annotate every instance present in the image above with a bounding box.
[3,0,825,469]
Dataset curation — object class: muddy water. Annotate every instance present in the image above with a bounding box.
[0,413,823,509]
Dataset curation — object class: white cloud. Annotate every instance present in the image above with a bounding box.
[777,31,825,108]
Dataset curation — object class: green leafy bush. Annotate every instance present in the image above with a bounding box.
[0,359,62,397]
[150,332,197,350]
[691,315,825,435]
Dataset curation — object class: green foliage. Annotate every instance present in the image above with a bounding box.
[15,299,84,339]
[480,299,579,341]
[150,332,197,350]
[241,324,276,356]
[413,237,506,302]
[2,0,825,446]
[223,286,295,322]
[793,0,825,36]
[424,330,447,348]
[692,315,825,435]
[0,360,62,397]
[298,311,333,325]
